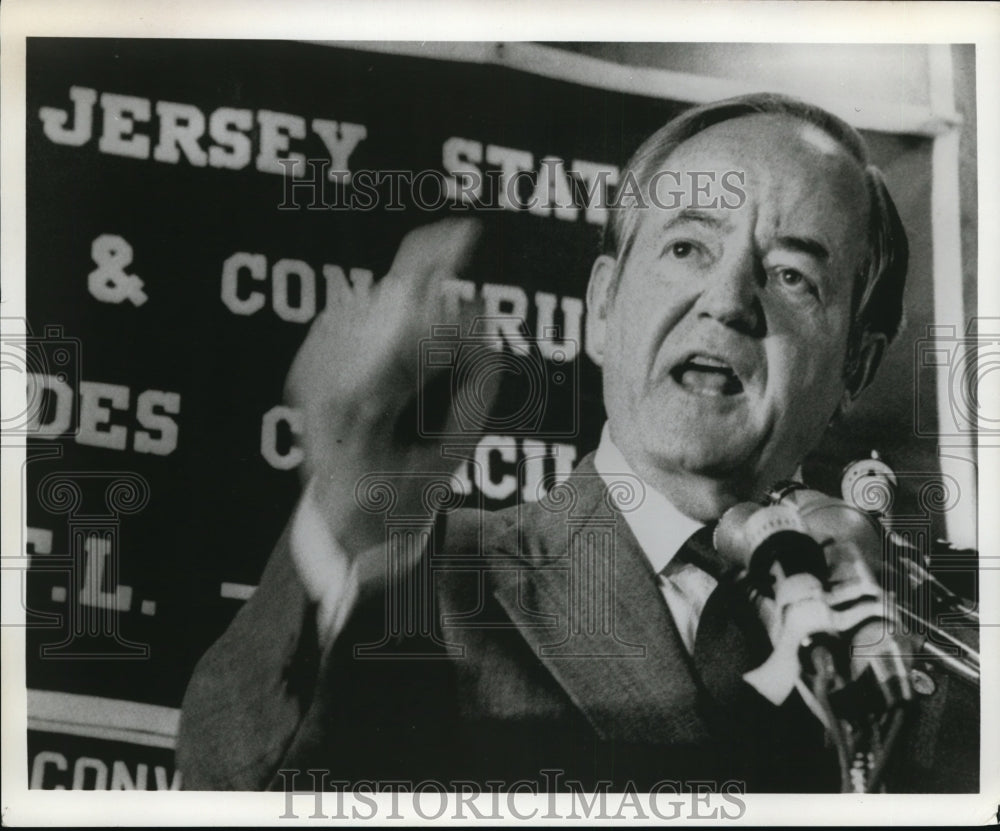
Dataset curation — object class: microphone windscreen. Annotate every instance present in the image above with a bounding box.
[778,489,884,576]
[716,503,826,586]
[713,501,763,569]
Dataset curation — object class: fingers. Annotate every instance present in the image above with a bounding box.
[386,221,482,331]
[386,217,484,289]
[289,219,493,478]
[311,219,484,353]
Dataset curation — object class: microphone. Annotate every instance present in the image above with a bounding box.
[837,453,980,685]
[840,454,980,624]
[840,451,897,517]
[767,487,913,713]
[886,533,980,623]
[881,541,981,686]
[766,486,884,585]
[715,502,846,681]
[715,501,827,588]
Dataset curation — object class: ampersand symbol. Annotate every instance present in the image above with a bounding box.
[88,234,148,306]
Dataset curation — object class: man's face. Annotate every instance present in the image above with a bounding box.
[588,114,872,518]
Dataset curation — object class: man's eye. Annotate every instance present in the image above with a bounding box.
[667,241,696,259]
[775,267,816,296]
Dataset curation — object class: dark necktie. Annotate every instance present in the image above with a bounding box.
[674,525,767,706]
[674,523,728,581]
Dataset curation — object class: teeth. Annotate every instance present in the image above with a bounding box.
[689,355,731,371]
[671,354,745,396]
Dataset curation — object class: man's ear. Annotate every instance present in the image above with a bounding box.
[585,254,618,367]
[841,331,888,410]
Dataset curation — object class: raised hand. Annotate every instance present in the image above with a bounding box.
[285,217,492,557]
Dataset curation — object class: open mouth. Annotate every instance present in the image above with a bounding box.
[669,355,745,396]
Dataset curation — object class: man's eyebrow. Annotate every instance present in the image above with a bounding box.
[661,208,727,232]
[772,235,830,262]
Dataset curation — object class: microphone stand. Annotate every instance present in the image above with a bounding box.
[740,573,903,793]
[794,635,909,793]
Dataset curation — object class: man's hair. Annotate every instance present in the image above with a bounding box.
[601,92,909,385]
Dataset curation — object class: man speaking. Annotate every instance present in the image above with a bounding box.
[177,93,977,792]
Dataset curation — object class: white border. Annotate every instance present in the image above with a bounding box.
[928,44,978,549]
[2,0,998,826]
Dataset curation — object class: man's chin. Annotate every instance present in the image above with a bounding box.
[647,435,763,488]
[614,407,766,484]
[637,445,764,521]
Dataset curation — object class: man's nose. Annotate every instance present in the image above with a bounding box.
[694,250,765,337]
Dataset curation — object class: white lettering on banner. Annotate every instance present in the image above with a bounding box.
[111,760,146,789]
[221,251,267,315]
[29,751,181,790]
[450,436,577,502]
[256,109,307,176]
[39,88,613,228]
[474,434,519,500]
[39,86,368,178]
[73,757,108,789]
[221,252,374,321]
[442,136,484,203]
[39,86,97,146]
[30,525,158,618]
[88,234,148,306]
[134,390,182,456]
[79,535,132,612]
[443,136,619,225]
[485,144,535,212]
[534,291,583,362]
[27,527,54,559]
[27,376,181,455]
[207,107,254,169]
[153,101,208,166]
[78,381,130,450]
[26,374,74,437]
[30,752,67,790]
[530,157,580,222]
[572,159,621,225]
[481,283,530,353]
[311,119,368,183]
[220,255,585,359]
[97,92,151,159]
[259,413,577,501]
[468,284,586,362]
[272,259,317,323]
[261,405,304,470]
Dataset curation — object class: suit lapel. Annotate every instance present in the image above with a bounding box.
[492,454,709,745]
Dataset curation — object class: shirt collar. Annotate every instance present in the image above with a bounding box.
[592,423,705,575]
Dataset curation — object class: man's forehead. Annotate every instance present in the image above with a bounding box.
[644,113,871,238]
[666,112,859,168]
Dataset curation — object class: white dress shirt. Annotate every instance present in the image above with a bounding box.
[592,424,718,654]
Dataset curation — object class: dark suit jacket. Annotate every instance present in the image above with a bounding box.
[177,454,978,792]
